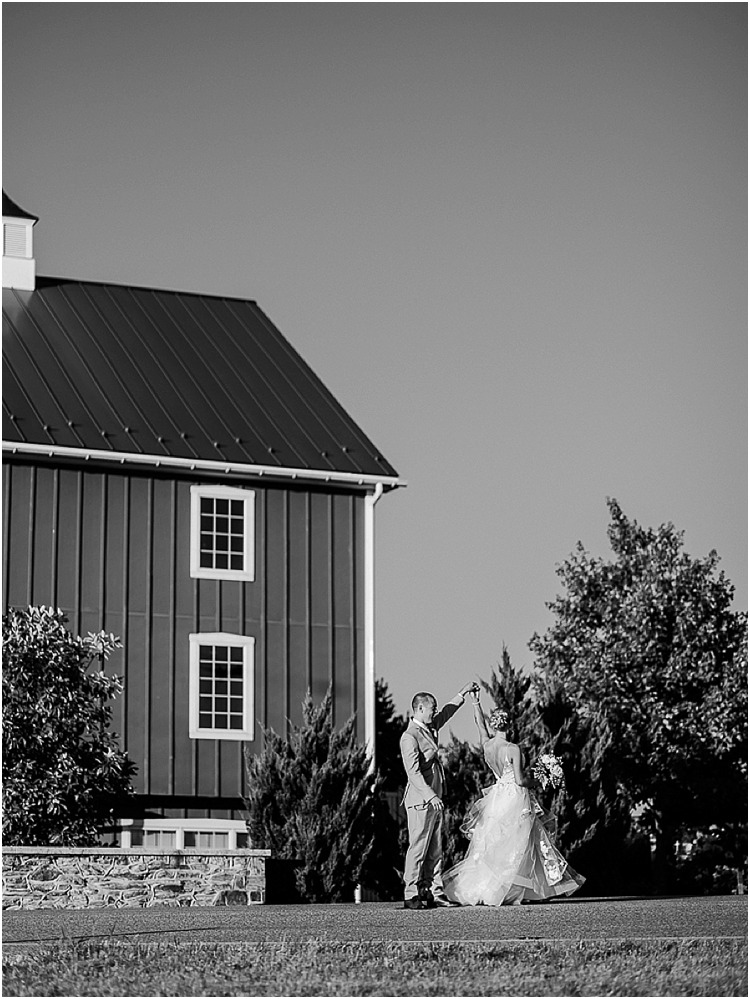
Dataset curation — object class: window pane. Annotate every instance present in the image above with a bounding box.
[230,555,243,570]
[216,534,229,552]
[230,536,244,552]
[183,831,197,848]
[216,554,228,569]
[216,516,229,533]
[236,832,249,848]
[216,499,229,514]
[213,833,229,848]
[130,829,177,848]
[230,500,244,516]
[194,640,249,734]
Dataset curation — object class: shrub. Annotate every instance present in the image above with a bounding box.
[2,606,136,845]
[243,689,380,902]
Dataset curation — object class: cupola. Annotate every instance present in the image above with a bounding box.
[3,192,38,291]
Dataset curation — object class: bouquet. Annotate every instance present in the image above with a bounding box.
[532,753,566,792]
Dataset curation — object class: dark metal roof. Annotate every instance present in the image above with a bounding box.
[2,278,400,482]
[2,192,38,221]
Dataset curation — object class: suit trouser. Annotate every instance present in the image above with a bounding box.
[404,801,445,900]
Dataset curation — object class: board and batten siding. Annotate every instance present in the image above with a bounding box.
[2,461,367,804]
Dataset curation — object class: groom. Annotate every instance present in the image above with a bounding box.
[400,682,477,909]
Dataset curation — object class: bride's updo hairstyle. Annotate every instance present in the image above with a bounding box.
[488,707,510,732]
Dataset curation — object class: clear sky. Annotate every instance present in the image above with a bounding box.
[3,3,746,743]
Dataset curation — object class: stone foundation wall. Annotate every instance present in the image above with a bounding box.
[2,847,270,909]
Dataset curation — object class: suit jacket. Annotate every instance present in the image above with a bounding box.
[399,696,464,807]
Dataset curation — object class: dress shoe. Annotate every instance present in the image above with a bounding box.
[432,894,460,907]
[403,897,428,910]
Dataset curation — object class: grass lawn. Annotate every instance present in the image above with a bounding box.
[3,937,747,997]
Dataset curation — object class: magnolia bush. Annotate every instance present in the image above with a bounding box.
[2,606,136,845]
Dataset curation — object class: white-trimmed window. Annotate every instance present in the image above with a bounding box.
[189,632,255,741]
[116,818,250,849]
[190,484,255,581]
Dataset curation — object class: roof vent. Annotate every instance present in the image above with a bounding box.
[2,192,38,291]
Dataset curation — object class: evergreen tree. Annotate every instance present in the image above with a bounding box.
[460,649,638,892]
[529,678,642,893]
[2,606,136,845]
[374,677,409,790]
[480,645,535,745]
[360,678,410,899]
[439,737,486,867]
[243,689,380,902]
[441,650,529,867]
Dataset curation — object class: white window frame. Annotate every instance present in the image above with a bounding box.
[189,632,255,741]
[190,484,255,581]
[117,818,250,850]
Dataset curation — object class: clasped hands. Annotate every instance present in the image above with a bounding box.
[462,681,481,703]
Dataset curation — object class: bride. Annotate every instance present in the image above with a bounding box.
[443,688,585,906]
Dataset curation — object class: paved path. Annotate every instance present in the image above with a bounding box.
[3,896,746,951]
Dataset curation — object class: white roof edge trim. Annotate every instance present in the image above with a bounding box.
[2,441,406,489]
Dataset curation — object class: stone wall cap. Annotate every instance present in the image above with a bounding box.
[2,846,272,857]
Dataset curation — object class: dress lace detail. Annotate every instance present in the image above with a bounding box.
[443,738,585,906]
[493,756,517,786]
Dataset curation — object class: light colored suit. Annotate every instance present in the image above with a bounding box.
[400,695,464,900]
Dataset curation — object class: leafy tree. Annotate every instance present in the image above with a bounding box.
[243,689,380,902]
[529,498,747,886]
[2,606,136,845]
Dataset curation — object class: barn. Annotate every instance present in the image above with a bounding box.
[2,193,404,848]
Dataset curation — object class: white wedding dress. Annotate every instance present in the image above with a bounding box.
[443,738,585,906]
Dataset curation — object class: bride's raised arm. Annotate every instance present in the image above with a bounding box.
[470,688,491,744]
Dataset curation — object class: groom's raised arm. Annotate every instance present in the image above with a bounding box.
[433,682,475,730]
